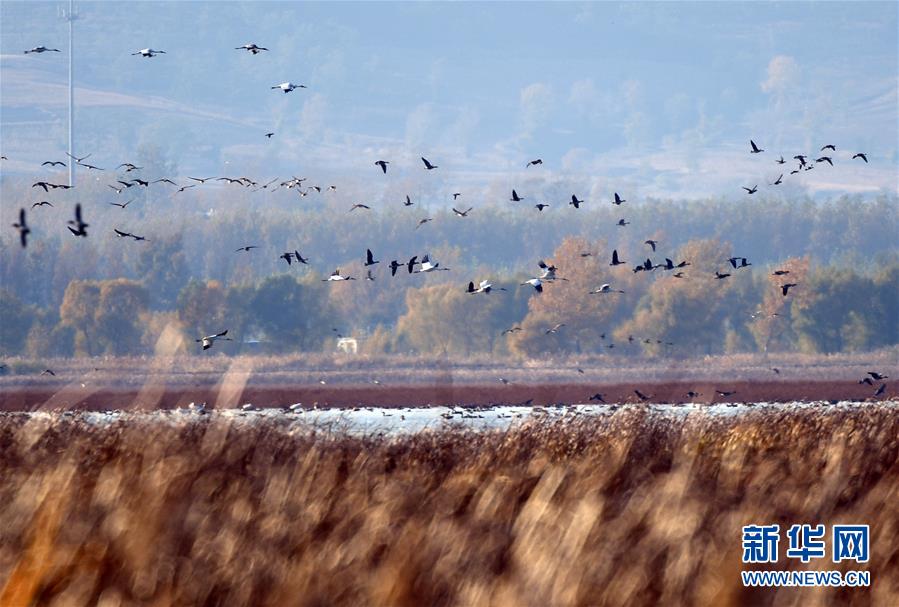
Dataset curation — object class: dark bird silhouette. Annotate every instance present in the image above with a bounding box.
[12,209,29,248]
[188,176,212,183]
[686,391,701,398]
[781,283,798,296]
[79,162,104,171]
[403,195,414,207]
[634,389,651,401]
[610,249,626,266]
[816,156,833,166]
[771,174,783,185]
[31,201,53,209]
[772,269,790,276]
[716,389,737,397]
[40,369,56,376]
[294,251,309,264]
[235,245,258,252]
[117,163,142,172]
[452,207,473,217]
[776,156,785,164]
[153,178,177,186]
[852,153,868,163]
[25,46,61,54]
[366,269,375,281]
[616,218,630,226]
[743,185,758,194]
[375,160,389,174]
[535,203,550,211]
[728,257,751,269]
[613,192,626,205]
[749,140,764,154]
[859,377,874,386]
[874,383,886,397]
[421,157,438,170]
[502,326,522,335]
[715,271,731,280]
[177,184,196,192]
[67,204,88,237]
[364,248,380,266]
[771,368,780,374]
[868,372,889,381]
[645,239,658,251]
[526,159,543,167]
[589,393,605,402]
[131,178,150,187]
[794,154,808,167]
[790,169,800,175]
[41,160,66,167]
[265,132,274,138]
[415,217,432,229]
[569,194,583,208]
[510,189,524,202]
[349,203,371,212]
[389,260,402,276]
[235,43,268,54]
[279,252,294,265]
[406,256,419,274]
[113,228,133,238]
[452,193,462,200]
[820,144,836,152]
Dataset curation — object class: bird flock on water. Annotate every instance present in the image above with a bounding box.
[4,41,884,399]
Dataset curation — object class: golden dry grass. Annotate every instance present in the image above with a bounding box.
[1,405,897,606]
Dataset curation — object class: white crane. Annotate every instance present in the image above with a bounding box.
[520,277,543,292]
[414,254,448,273]
[196,330,231,350]
[467,280,493,294]
[235,43,268,54]
[590,283,624,294]
[271,82,307,93]
[324,269,355,281]
[132,48,166,57]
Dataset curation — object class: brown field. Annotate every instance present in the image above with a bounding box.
[1,405,898,606]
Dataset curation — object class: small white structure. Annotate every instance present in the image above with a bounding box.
[337,337,358,354]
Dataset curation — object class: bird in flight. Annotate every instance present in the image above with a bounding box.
[350,203,371,212]
[324,269,356,281]
[771,174,783,185]
[569,194,583,209]
[31,201,53,209]
[279,252,294,265]
[743,185,758,194]
[610,249,626,266]
[25,46,61,54]
[235,245,258,252]
[416,217,433,229]
[271,82,306,93]
[820,144,836,152]
[535,203,549,211]
[452,192,462,200]
[109,199,133,209]
[366,270,376,281]
[715,271,731,280]
[452,207,473,217]
[590,283,624,294]
[12,209,29,248]
[67,204,88,237]
[793,155,808,167]
[197,330,231,350]
[510,189,524,202]
[364,249,380,266]
[868,371,889,381]
[132,48,166,57]
[634,389,651,401]
[467,280,494,294]
[264,132,274,139]
[776,156,785,165]
[388,260,403,276]
[749,140,764,154]
[616,218,630,227]
[41,160,65,167]
[852,153,868,163]
[421,157,438,170]
[780,283,798,296]
[772,269,790,276]
[403,195,414,207]
[117,163,142,172]
[545,323,566,335]
[502,326,522,335]
[415,254,448,273]
[294,251,309,264]
[874,383,887,397]
[644,239,658,251]
[728,257,751,269]
[526,159,543,167]
[375,160,389,174]
[235,43,268,54]
[613,192,626,205]
[815,156,833,166]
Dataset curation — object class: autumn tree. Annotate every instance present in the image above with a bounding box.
[249,274,336,352]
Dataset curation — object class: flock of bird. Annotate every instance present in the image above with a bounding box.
[5,40,882,400]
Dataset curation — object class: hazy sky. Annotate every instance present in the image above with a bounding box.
[1,1,897,200]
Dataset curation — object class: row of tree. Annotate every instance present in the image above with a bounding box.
[2,236,895,359]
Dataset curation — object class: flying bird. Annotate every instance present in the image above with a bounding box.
[388,260,403,276]
[634,390,651,401]
[12,209,29,248]
[610,250,626,266]
[349,203,371,212]
[197,330,231,350]
[375,160,389,174]
[645,240,658,251]
[365,270,376,281]
[416,217,433,229]
[520,278,543,292]
[294,251,309,264]
[364,249,380,266]
[874,383,887,397]
[271,82,306,93]
[510,189,524,202]
[415,254,448,273]
[403,195,414,207]
[569,195,583,208]
[590,283,624,294]
[132,48,166,57]
[780,283,798,296]
[265,132,274,138]
[749,140,764,154]
[816,156,833,166]
[743,185,758,194]
[589,393,605,402]
[776,156,785,164]
[41,160,65,167]
[715,271,731,280]
[235,245,258,252]
[25,46,61,54]
[771,174,783,185]
[67,204,88,237]
[728,257,751,269]
[452,207,473,217]
[279,252,294,265]
[820,144,836,152]
[31,201,53,209]
[117,163,142,171]
[772,269,790,276]
[452,193,462,200]
[545,323,566,335]
[616,218,630,226]
[324,269,355,281]
[421,157,438,170]
[535,203,550,211]
[235,43,268,54]
[467,280,494,294]
[868,372,888,381]
[526,159,543,167]
[613,192,626,205]
[502,326,522,335]
[852,153,868,163]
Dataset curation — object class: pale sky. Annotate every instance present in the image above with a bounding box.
[1,1,897,201]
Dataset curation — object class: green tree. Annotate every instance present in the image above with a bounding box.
[136,234,190,310]
[0,289,36,355]
[94,280,150,355]
[249,274,335,352]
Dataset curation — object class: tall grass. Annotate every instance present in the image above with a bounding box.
[1,406,897,606]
